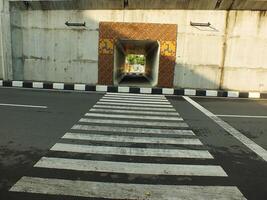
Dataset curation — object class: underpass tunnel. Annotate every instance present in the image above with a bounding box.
[113,39,160,87]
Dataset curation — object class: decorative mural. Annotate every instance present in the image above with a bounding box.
[98,22,177,87]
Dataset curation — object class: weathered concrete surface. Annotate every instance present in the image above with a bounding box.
[0,0,13,80]
[222,11,267,92]
[10,10,114,84]
[2,2,267,91]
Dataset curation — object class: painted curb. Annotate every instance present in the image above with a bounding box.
[0,80,266,99]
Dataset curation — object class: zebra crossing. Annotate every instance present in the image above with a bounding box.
[9,92,247,199]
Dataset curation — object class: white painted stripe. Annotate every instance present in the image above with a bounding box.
[35,157,226,176]
[53,83,64,90]
[184,89,196,96]
[107,92,163,97]
[74,84,86,91]
[12,81,23,87]
[96,85,107,92]
[206,90,218,97]
[216,114,267,119]
[140,87,152,94]
[90,108,179,116]
[118,86,129,93]
[63,132,201,145]
[106,94,166,100]
[0,80,3,86]
[72,124,195,136]
[103,96,168,102]
[10,177,246,200]
[227,91,239,98]
[79,118,188,128]
[0,103,47,109]
[100,99,171,105]
[85,113,182,121]
[94,104,176,111]
[249,92,260,99]
[97,102,173,107]
[162,88,174,95]
[183,96,267,162]
[32,82,43,88]
[51,143,213,159]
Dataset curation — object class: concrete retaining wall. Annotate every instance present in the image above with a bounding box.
[222,11,267,92]
[1,6,267,91]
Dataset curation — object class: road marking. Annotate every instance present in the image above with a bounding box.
[183,96,267,162]
[53,83,64,90]
[107,92,164,98]
[63,132,202,145]
[32,82,43,88]
[10,177,246,199]
[12,81,23,87]
[51,143,213,159]
[184,89,196,96]
[94,105,176,111]
[79,118,189,128]
[72,124,195,136]
[74,84,86,91]
[216,114,267,119]
[105,94,166,100]
[118,86,129,93]
[96,85,107,92]
[35,157,226,176]
[140,87,152,94]
[0,103,47,109]
[100,99,170,104]
[162,88,174,95]
[97,101,173,107]
[85,113,182,121]
[103,96,168,101]
[90,108,180,116]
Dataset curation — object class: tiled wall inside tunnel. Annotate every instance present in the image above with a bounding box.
[98,22,177,88]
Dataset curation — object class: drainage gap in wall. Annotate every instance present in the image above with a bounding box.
[114,39,160,87]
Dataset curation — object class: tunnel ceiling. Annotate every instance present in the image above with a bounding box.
[9,0,267,10]
[117,40,158,55]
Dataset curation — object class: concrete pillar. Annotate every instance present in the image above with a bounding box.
[0,0,13,80]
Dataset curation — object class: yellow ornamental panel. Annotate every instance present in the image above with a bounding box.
[99,39,114,54]
[160,41,176,57]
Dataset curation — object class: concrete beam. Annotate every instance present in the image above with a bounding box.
[7,0,267,10]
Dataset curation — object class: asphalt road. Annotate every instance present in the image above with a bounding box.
[169,96,267,200]
[0,88,103,199]
[0,88,266,200]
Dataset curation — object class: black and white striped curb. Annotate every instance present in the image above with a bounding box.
[0,80,266,99]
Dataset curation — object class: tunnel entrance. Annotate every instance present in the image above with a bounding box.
[113,39,160,87]
[98,22,177,87]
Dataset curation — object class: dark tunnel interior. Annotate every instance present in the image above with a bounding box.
[113,39,160,87]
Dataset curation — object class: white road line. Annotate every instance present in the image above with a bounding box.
[63,132,202,145]
[10,177,246,199]
[216,114,267,119]
[183,96,267,162]
[35,157,226,176]
[71,124,195,136]
[107,92,164,98]
[0,103,47,109]
[90,108,180,116]
[85,113,182,121]
[97,102,173,107]
[51,143,213,159]
[103,96,168,101]
[100,99,171,105]
[79,118,189,128]
[94,105,176,111]
[105,94,166,100]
